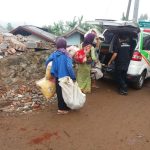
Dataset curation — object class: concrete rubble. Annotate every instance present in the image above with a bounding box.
[0,36,56,115]
[0,32,55,59]
[0,33,26,58]
[0,81,57,115]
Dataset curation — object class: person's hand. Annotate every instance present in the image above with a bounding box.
[73,80,76,83]
[108,61,111,66]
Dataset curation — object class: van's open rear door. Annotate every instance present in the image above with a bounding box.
[86,19,139,27]
[87,19,140,34]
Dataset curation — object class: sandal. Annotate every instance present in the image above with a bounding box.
[57,110,69,115]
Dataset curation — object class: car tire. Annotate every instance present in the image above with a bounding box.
[132,71,146,89]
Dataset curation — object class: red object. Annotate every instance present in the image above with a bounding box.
[74,49,87,63]
[143,29,150,33]
[132,51,142,61]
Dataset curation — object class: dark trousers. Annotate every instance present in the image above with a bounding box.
[115,69,128,92]
[56,79,69,110]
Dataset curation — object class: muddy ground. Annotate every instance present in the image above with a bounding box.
[0,79,150,150]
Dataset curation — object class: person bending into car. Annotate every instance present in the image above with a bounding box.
[108,34,131,95]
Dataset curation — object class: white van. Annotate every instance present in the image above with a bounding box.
[90,20,150,89]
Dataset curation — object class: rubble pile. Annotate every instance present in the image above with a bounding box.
[16,34,56,50]
[0,32,56,59]
[0,50,54,85]
[0,49,56,115]
[0,81,57,114]
[0,33,27,58]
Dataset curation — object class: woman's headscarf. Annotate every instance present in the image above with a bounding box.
[56,37,71,58]
[82,33,96,47]
[56,37,67,49]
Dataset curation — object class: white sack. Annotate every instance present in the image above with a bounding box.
[91,61,103,80]
[59,76,86,109]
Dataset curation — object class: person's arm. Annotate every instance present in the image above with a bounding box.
[108,52,117,66]
[96,38,101,49]
[45,53,54,67]
[108,39,119,66]
[67,58,76,80]
[91,46,97,61]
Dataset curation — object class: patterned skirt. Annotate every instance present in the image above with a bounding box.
[77,63,91,93]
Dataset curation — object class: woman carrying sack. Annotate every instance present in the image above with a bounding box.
[45,37,76,115]
[76,33,97,93]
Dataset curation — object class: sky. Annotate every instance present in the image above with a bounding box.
[0,0,150,27]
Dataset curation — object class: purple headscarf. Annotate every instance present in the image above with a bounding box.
[82,33,96,47]
[56,37,71,58]
[56,37,67,49]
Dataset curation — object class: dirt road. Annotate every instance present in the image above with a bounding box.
[0,79,150,150]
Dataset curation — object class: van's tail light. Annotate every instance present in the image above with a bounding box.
[132,51,142,61]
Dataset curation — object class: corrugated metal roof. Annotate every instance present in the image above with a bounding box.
[63,26,86,38]
[11,25,57,43]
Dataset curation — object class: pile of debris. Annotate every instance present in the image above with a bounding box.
[0,80,57,115]
[0,32,56,59]
[0,49,56,115]
[0,33,56,115]
[0,33,27,58]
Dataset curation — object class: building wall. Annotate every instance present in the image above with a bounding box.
[66,33,83,46]
[27,35,46,42]
[26,34,55,49]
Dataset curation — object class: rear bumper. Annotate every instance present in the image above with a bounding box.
[102,65,141,82]
[127,74,140,82]
[102,69,140,82]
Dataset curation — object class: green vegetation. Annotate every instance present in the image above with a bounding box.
[43,16,96,36]
[6,23,14,31]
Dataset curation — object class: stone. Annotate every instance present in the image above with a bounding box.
[0,42,8,50]
[16,107,24,112]
[18,94,23,98]
[25,41,37,49]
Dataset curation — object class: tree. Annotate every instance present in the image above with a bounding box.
[65,16,95,32]
[139,14,148,21]
[43,21,66,36]
[80,22,95,32]
[66,16,78,31]
[51,21,65,36]
[7,23,13,31]
[78,16,83,26]
[121,12,126,21]
[43,16,98,36]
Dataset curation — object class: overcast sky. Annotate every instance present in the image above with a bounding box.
[0,0,149,27]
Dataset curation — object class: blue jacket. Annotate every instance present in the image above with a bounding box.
[45,51,76,80]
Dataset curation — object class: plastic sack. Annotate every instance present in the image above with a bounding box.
[74,49,87,63]
[66,46,79,57]
[59,76,86,109]
[91,68,103,80]
[45,62,53,80]
[74,45,92,63]
[36,77,56,99]
[91,61,103,80]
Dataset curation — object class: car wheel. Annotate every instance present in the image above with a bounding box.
[132,71,146,89]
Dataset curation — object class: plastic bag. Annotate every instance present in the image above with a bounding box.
[45,62,53,80]
[74,45,92,63]
[91,68,103,79]
[36,77,56,99]
[74,49,87,63]
[91,61,103,79]
[66,46,79,57]
[59,76,86,109]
